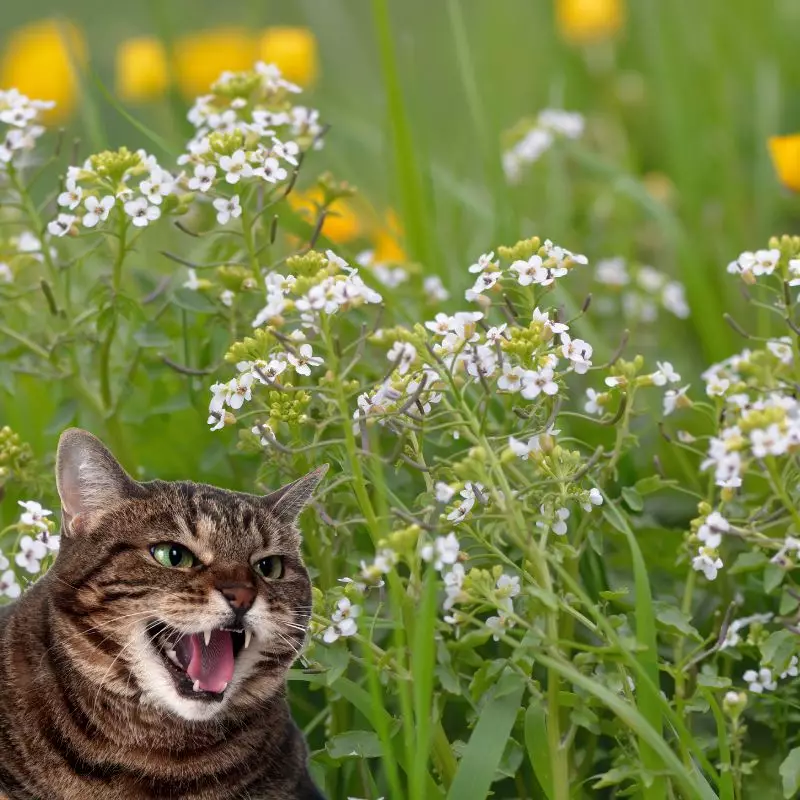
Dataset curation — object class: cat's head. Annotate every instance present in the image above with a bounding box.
[50,428,326,722]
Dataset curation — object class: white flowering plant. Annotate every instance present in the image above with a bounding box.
[2,63,800,800]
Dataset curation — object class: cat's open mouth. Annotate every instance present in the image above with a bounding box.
[147,622,249,701]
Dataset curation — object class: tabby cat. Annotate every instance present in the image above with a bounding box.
[0,428,327,799]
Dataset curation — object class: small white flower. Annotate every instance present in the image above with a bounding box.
[581,488,603,511]
[226,373,255,410]
[697,511,729,549]
[47,213,75,237]
[706,374,730,397]
[82,195,115,228]
[387,341,417,375]
[421,533,460,571]
[781,656,799,680]
[183,269,202,290]
[124,196,161,227]
[435,482,456,503]
[15,535,48,574]
[465,270,502,301]
[423,275,449,302]
[468,251,496,274]
[496,574,520,599]
[18,501,52,532]
[220,289,234,307]
[188,163,216,192]
[219,149,253,184]
[560,334,593,374]
[0,570,20,600]
[288,343,323,376]
[486,613,515,641]
[213,195,242,225]
[663,385,690,416]
[254,154,288,184]
[743,667,776,693]
[552,506,570,536]
[498,363,526,393]
[508,435,541,460]
[140,167,174,204]
[57,178,82,210]
[692,547,723,581]
[584,388,604,415]
[652,361,681,386]
[510,255,546,286]
[789,258,800,287]
[520,367,559,400]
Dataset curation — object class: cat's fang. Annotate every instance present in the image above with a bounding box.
[203,630,212,647]
[244,630,252,650]
[166,648,180,666]
[193,680,201,692]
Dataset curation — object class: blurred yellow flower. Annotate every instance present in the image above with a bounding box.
[116,37,169,103]
[769,135,800,192]
[258,27,319,88]
[556,0,624,44]
[174,28,257,98]
[289,189,361,243]
[0,19,86,122]
[373,210,407,264]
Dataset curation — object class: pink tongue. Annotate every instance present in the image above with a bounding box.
[182,631,234,693]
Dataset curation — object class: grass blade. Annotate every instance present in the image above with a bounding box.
[524,702,554,799]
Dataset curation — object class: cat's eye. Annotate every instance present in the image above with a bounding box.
[151,543,198,569]
[254,555,285,580]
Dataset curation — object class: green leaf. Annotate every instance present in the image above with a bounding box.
[327,730,384,760]
[729,550,768,574]
[653,602,702,641]
[45,398,78,435]
[780,748,800,798]
[621,486,644,512]
[634,475,677,495]
[696,673,731,689]
[599,587,630,602]
[524,703,553,800]
[172,288,219,314]
[134,323,172,349]
[764,562,786,594]
[761,629,798,676]
[446,671,525,800]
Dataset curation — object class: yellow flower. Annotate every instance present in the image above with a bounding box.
[173,28,257,98]
[289,190,361,244]
[0,19,86,122]
[258,27,319,88]
[116,37,169,103]
[556,0,624,44]
[768,135,800,193]
[373,210,407,264]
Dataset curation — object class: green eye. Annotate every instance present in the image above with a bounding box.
[254,555,285,580]
[151,543,197,569]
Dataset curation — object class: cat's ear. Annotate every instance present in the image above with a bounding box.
[56,428,141,535]
[261,465,329,524]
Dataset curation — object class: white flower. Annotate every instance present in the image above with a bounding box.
[497,364,525,393]
[0,570,20,600]
[82,195,115,228]
[213,195,242,225]
[47,213,75,237]
[520,367,559,399]
[750,424,788,459]
[183,268,202,291]
[254,154,288,184]
[220,289,234,307]
[510,255,546,286]
[552,506,570,536]
[188,163,216,192]
[124,196,161,227]
[496,574,520,599]
[57,178,82,210]
[697,511,729,549]
[435,482,456,503]
[219,149,253,184]
[287,343,323,376]
[38,531,60,553]
[692,547,723,581]
[420,533,460,571]
[323,597,362,642]
[560,334,593,374]
[18,501,52,532]
[584,388,604,415]
[728,248,780,278]
[789,259,800,287]
[543,238,588,267]
[743,667,776,693]
[508,435,541,460]
[387,341,417,375]
[423,275,449,302]
[781,656,799,680]
[15,535,48,574]
[225,373,255,410]
[443,563,466,610]
[532,307,569,335]
[468,251,496,274]
[465,270,502,301]
[662,281,690,318]
[0,263,11,283]
[652,361,681,386]
[486,613,515,641]
[446,483,482,524]
[706,374,730,397]
[663,385,690,416]
[581,488,603,511]
[140,168,174,204]
[596,257,630,286]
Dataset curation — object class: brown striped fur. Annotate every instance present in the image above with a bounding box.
[0,429,326,799]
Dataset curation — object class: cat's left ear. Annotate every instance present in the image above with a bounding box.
[261,465,329,524]
[56,428,143,535]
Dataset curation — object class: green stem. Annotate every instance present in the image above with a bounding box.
[241,191,266,292]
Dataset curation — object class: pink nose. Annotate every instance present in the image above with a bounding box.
[218,583,256,612]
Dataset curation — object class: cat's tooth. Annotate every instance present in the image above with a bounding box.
[166,649,178,665]
[204,630,212,647]
[221,682,228,692]
[244,630,252,650]
[193,680,201,692]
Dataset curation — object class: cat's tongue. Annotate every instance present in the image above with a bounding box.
[175,630,234,693]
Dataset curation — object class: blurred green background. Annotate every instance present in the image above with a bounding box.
[2,0,800,474]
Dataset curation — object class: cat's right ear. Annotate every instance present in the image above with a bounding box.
[56,428,141,535]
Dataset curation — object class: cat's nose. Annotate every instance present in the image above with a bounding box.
[217,582,257,612]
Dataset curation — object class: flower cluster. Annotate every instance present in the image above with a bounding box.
[593,258,690,321]
[47,147,180,237]
[0,89,53,169]
[502,109,585,182]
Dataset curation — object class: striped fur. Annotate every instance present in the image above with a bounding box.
[0,430,326,799]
